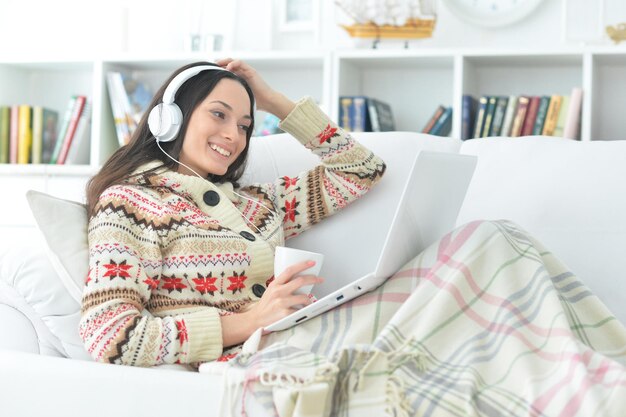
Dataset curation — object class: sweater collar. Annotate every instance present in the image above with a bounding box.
[129,161,241,204]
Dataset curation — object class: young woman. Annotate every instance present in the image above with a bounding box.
[79,59,386,366]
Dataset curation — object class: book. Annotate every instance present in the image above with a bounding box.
[541,95,563,136]
[563,87,583,140]
[368,97,395,131]
[56,95,87,164]
[472,96,489,139]
[351,96,370,132]
[500,95,519,137]
[31,106,44,164]
[481,96,497,138]
[461,95,477,140]
[41,108,60,163]
[510,96,529,137]
[339,97,353,131]
[0,106,9,163]
[64,101,91,165]
[532,96,551,135]
[107,72,133,145]
[17,105,32,164]
[10,106,20,163]
[50,97,77,164]
[120,73,152,124]
[422,105,445,133]
[552,95,570,137]
[429,107,453,136]
[521,96,541,136]
[489,96,509,136]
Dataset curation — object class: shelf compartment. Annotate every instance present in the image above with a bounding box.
[335,53,455,134]
[590,53,626,141]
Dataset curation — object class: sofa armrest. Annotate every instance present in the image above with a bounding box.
[0,304,39,353]
[0,350,225,417]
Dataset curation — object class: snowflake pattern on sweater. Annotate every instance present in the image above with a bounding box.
[79,97,386,366]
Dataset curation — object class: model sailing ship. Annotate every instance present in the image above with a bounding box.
[335,0,436,47]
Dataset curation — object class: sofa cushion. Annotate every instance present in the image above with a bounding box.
[456,136,626,324]
[26,190,88,303]
[0,228,90,359]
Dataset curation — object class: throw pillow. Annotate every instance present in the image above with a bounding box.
[25,190,88,303]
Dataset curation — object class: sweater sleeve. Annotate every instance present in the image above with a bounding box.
[79,187,224,366]
[243,96,386,239]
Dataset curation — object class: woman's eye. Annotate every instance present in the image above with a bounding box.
[212,111,225,119]
[239,125,251,132]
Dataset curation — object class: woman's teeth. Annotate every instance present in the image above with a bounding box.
[210,144,231,157]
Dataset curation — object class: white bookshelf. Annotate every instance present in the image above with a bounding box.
[1,47,626,227]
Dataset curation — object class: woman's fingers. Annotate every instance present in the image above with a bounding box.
[282,274,323,294]
[273,260,317,285]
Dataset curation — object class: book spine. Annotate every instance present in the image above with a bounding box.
[541,95,562,136]
[57,95,87,164]
[367,100,380,132]
[422,105,445,133]
[65,101,92,165]
[17,105,32,164]
[461,95,476,141]
[472,96,488,139]
[42,109,60,164]
[339,97,353,132]
[0,107,9,163]
[429,107,453,136]
[9,106,19,163]
[521,96,541,136]
[489,96,509,137]
[553,95,570,137]
[500,95,518,137]
[107,72,132,146]
[481,96,497,138]
[50,96,77,164]
[532,96,551,135]
[563,87,583,140]
[373,99,395,131]
[351,97,368,132]
[510,96,529,137]
[31,106,44,164]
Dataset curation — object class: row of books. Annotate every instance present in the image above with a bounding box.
[0,96,91,165]
[462,87,583,140]
[338,96,396,132]
[106,71,152,146]
[421,105,453,137]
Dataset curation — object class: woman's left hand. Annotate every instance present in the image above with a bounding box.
[215,58,295,120]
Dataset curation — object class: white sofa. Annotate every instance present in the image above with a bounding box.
[2,132,626,417]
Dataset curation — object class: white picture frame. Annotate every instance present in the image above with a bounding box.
[278,0,319,32]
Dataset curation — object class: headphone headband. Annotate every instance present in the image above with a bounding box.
[162,64,229,104]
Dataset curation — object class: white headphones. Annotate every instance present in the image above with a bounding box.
[148,65,229,143]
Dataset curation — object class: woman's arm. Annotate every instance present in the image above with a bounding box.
[219,58,387,239]
[79,186,223,366]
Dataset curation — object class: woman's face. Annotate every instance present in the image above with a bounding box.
[179,78,252,178]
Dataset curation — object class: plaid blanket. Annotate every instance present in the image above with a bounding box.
[201,220,626,417]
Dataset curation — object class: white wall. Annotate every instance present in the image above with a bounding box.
[0,0,615,58]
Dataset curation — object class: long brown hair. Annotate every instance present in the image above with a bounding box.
[86,62,255,217]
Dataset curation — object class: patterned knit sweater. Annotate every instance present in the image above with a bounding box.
[79,97,386,366]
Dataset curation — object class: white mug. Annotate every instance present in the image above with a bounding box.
[274,246,324,295]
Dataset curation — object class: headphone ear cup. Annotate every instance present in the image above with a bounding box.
[148,103,183,142]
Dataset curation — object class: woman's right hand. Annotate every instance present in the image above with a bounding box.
[248,260,323,327]
[221,260,323,347]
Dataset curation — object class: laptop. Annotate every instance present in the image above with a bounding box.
[264,150,477,332]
